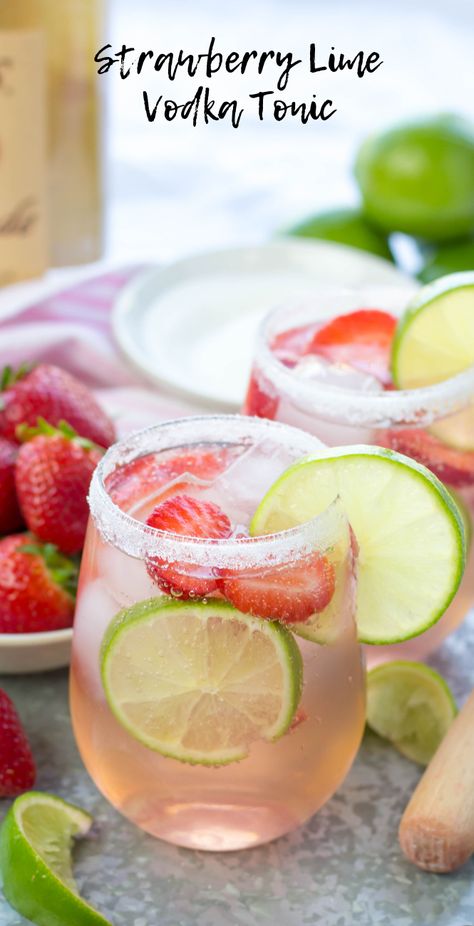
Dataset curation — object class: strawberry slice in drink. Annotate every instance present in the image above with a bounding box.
[243,373,279,420]
[146,494,233,598]
[220,553,335,624]
[271,322,322,365]
[106,446,238,511]
[308,309,397,385]
[378,428,474,488]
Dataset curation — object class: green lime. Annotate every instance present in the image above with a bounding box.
[250,445,465,645]
[284,207,394,261]
[418,237,474,283]
[355,114,474,241]
[392,272,474,449]
[0,792,111,926]
[366,661,457,765]
[101,597,303,765]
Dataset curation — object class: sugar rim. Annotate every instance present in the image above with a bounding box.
[88,415,348,566]
[255,287,474,428]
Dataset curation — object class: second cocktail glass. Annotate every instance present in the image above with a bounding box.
[244,289,474,663]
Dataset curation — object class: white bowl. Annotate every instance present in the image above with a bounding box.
[112,240,412,411]
[0,628,72,674]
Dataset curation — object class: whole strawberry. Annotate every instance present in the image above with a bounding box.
[0,688,36,796]
[0,437,24,535]
[15,420,103,554]
[0,363,115,447]
[0,534,77,633]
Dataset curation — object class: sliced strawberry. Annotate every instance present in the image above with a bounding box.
[0,437,24,535]
[0,363,115,447]
[107,446,238,511]
[243,372,279,419]
[0,534,77,633]
[146,494,232,598]
[271,322,321,364]
[220,553,335,624]
[378,428,474,488]
[308,309,397,385]
[0,688,36,796]
[15,420,103,554]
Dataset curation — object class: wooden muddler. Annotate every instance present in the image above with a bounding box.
[399,688,474,873]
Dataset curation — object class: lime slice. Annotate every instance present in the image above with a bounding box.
[449,488,472,549]
[281,549,352,646]
[0,791,110,926]
[392,272,474,387]
[250,445,465,645]
[366,661,457,765]
[100,597,303,765]
[284,207,394,261]
[392,272,474,450]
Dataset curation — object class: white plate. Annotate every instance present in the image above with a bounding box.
[0,628,72,675]
[112,240,413,411]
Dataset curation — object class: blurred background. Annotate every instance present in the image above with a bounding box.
[106,0,474,265]
[1,0,473,286]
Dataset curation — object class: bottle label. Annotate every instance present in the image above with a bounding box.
[0,30,48,284]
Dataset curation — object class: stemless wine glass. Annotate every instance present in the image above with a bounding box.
[70,416,365,851]
[243,289,474,665]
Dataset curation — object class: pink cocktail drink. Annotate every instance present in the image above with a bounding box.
[70,417,365,851]
[244,291,474,664]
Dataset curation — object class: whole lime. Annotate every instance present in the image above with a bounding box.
[355,114,474,241]
[418,237,474,282]
[285,206,394,261]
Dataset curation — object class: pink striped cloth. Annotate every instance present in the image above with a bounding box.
[0,268,201,437]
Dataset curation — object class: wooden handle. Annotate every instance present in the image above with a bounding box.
[399,688,474,873]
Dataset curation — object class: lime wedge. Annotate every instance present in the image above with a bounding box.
[100,598,303,765]
[250,445,465,645]
[0,792,110,926]
[366,661,457,765]
[392,272,474,450]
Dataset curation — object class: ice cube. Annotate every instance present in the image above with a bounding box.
[73,579,121,696]
[98,542,158,608]
[293,355,383,393]
[199,438,302,528]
